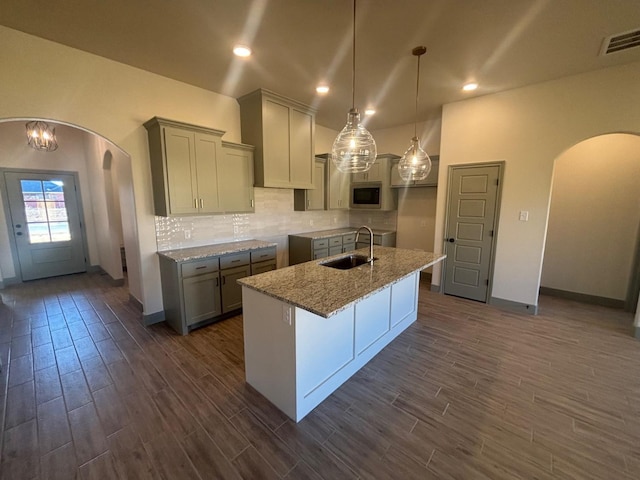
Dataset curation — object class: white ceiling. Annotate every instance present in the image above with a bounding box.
[2,0,640,130]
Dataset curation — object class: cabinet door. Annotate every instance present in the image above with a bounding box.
[164,127,199,214]
[290,108,314,188]
[194,132,222,213]
[327,161,350,210]
[221,264,251,312]
[351,161,382,183]
[308,160,325,210]
[219,146,255,212]
[263,99,291,187]
[412,158,439,186]
[183,272,222,325]
[390,162,412,187]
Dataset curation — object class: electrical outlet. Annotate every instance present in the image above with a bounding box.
[233,225,239,234]
[282,305,291,325]
[310,219,314,226]
[519,210,529,222]
[184,230,191,239]
[420,220,427,227]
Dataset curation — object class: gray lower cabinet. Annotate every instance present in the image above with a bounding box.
[183,272,222,326]
[221,264,251,312]
[356,232,397,249]
[289,232,368,265]
[159,245,277,335]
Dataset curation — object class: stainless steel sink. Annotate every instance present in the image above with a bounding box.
[320,254,377,270]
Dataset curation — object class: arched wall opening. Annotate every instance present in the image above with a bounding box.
[0,117,142,306]
[541,133,640,315]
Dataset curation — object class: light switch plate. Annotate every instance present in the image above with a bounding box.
[519,210,529,221]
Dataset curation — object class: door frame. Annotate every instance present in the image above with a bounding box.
[626,219,640,313]
[441,161,505,303]
[0,167,90,283]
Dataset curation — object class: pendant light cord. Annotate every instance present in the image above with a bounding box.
[414,53,420,138]
[352,0,357,110]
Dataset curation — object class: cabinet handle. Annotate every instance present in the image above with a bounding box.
[307,199,310,207]
[195,266,206,270]
[251,199,254,208]
[199,199,204,209]
[216,277,219,287]
[194,198,198,209]
[222,276,226,285]
[231,259,240,263]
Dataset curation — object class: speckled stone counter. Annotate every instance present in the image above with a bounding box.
[290,227,395,239]
[238,246,445,318]
[157,239,277,262]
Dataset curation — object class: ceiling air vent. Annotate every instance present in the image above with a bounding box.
[600,28,640,55]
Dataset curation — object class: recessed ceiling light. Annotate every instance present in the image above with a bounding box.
[233,45,252,57]
[364,109,376,116]
[316,85,330,94]
[462,82,478,91]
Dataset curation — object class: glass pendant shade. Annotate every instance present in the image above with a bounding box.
[398,136,431,181]
[26,121,58,152]
[331,108,377,173]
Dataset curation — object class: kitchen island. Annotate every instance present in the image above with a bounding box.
[238,246,445,421]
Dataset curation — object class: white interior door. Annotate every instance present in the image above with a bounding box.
[4,171,87,281]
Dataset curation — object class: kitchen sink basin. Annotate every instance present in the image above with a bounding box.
[320,254,377,270]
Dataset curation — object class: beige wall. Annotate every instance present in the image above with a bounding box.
[542,134,640,300]
[436,61,640,308]
[0,26,241,315]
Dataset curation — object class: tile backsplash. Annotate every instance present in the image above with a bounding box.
[155,187,398,265]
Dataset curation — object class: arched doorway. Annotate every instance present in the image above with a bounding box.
[541,133,640,315]
[0,118,141,303]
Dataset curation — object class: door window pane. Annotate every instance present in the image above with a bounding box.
[20,179,71,244]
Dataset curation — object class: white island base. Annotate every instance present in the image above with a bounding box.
[242,272,420,422]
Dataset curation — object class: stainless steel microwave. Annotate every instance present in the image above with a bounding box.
[350,183,382,209]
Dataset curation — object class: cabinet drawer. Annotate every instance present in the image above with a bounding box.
[329,246,342,256]
[251,259,276,275]
[313,238,329,249]
[181,258,219,277]
[329,236,342,247]
[343,233,356,243]
[313,248,329,260]
[220,251,251,269]
[251,247,276,264]
[343,243,355,253]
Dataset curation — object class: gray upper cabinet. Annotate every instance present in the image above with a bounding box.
[220,141,255,213]
[238,89,316,189]
[351,153,399,185]
[321,153,350,210]
[294,157,325,211]
[390,155,439,187]
[144,117,255,216]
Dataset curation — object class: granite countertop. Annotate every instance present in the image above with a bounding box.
[238,246,445,318]
[289,227,396,239]
[157,239,277,263]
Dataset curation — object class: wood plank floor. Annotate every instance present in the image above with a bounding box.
[1,272,639,479]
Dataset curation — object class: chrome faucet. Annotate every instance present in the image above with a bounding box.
[355,225,374,262]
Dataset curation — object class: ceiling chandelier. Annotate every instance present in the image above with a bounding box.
[26,120,58,152]
[398,46,431,181]
[331,0,377,174]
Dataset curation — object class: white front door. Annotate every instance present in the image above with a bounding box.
[4,170,87,281]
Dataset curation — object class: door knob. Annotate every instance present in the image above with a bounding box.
[446,238,455,243]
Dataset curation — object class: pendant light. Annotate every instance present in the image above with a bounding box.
[398,46,431,181]
[331,0,377,173]
[26,120,58,152]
